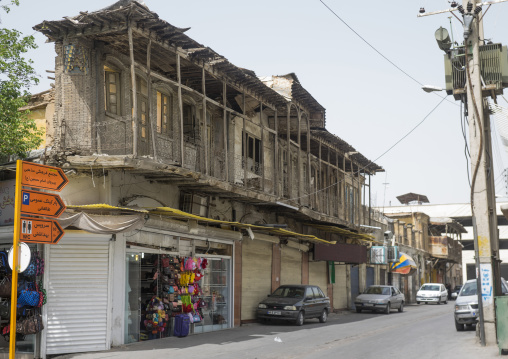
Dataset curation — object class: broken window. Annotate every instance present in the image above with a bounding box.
[104,66,121,115]
[183,103,198,143]
[242,132,262,174]
[157,91,172,135]
[180,192,209,216]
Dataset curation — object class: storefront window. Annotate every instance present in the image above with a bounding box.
[125,252,141,344]
[125,250,232,341]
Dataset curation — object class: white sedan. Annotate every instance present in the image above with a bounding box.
[416,283,448,304]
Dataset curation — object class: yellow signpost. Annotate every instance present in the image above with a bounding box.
[9,161,22,358]
[9,160,68,358]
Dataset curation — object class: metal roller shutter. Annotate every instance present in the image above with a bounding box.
[43,235,111,356]
[309,261,328,294]
[241,239,272,320]
[281,247,301,285]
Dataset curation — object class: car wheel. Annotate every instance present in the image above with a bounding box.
[384,302,391,314]
[416,301,420,304]
[444,298,447,304]
[398,301,404,313]
[295,311,304,326]
[319,309,328,323]
[437,299,441,305]
[356,308,362,313]
[425,302,428,305]
[455,319,464,331]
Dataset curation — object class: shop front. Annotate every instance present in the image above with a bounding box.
[123,230,234,343]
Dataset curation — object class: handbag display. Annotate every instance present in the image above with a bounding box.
[0,277,11,298]
[0,301,10,319]
[16,313,44,335]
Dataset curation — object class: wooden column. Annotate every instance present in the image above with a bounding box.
[336,152,340,216]
[234,241,242,327]
[287,104,291,198]
[318,141,322,212]
[177,54,184,166]
[260,102,265,190]
[243,93,247,188]
[128,23,138,157]
[272,243,281,292]
[147,39,157,160]
[343,156,347,221]
[307,122,311,202]
[274,109,279,197]
[202,66,208,175]
[223,82,229,181]
[297,110,302,205]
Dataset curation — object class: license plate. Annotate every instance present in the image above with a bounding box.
[364,303,373,306]
[267,310,281,315]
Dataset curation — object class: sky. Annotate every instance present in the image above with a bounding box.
[3,0,508,208]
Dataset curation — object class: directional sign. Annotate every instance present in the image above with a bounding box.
[20,217,64,244]
[21,161,69,191]
[20,189,66,218]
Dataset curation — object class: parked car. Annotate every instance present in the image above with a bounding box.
[454,277,508,331]
[416,283,448,304]
[451,285,462,299]
[354,285,404,314]
[454,279,478,331]
[256,285,331,326]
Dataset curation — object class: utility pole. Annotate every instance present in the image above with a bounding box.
[419,0,507,346]
[461,0,500,346]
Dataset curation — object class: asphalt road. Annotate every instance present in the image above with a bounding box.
[56,303,501,359]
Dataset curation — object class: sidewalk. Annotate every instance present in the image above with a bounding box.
[53,312,350,359]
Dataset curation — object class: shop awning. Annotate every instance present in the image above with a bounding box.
[391,252,417,275]
[64,204,337,244]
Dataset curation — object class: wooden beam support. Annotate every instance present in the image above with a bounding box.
[128,22,138,157]
[177,54,184,166]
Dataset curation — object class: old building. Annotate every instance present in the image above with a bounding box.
[0,1,392,357]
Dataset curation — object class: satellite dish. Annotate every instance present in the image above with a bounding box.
[8,243,31,273]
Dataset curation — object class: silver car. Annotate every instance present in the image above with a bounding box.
[454,278,508,331]
[354,285,405,314]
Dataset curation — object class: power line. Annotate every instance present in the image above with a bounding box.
[319,0,458,107]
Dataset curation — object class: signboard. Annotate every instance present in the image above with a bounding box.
[21,162,69,191]
[0,180,15,226]
[20,189,66,218]
[20,217,64,244]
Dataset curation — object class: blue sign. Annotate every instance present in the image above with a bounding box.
[22,192,30,206]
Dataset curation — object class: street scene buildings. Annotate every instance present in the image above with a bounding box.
[1,0,505,357]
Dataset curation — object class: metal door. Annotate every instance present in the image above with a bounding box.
[350,265,359,309]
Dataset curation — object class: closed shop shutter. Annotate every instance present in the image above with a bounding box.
[43,234,111,356]
[241,239,272,320]
[332,264,348,309]
[309,261,328,294]
[281,247,301,285]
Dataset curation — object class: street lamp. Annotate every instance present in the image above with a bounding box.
[421,85,444,93]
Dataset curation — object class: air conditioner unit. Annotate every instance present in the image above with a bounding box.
[370,246,387,265]
[387,246,398,263]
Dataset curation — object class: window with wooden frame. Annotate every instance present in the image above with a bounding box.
[183,103,198,143]
[104,66,121,115]
[157,91,172,135]
[242,132,262,173]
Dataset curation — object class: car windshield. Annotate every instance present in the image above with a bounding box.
[460,282,477,296]
[271,287,304,298]
[365,287,390,295]
[420,284,440,291]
